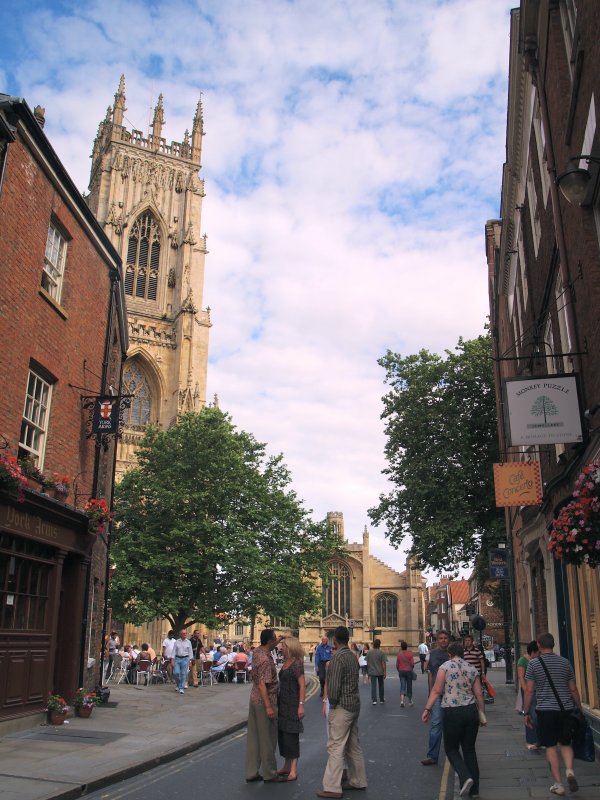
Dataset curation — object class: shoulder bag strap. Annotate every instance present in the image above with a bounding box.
[537,655,565,711]
[398,652,411,669]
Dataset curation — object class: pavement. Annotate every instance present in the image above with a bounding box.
[0,668,598,800]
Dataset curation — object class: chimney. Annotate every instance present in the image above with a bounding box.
[33,105,46,129]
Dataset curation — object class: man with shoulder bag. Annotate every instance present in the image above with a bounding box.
[523,632,584,796]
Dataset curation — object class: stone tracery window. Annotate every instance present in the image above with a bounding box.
[124,212,161,301]
[122,361,153,430]
[323,561,350,618]
[376,593,398,628]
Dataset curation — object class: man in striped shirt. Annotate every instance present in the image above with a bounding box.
[523,632,583,797]
[317,626,367,798]
[463,635,485,676]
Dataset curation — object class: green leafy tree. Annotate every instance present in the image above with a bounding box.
[369,335,505,573]
[111,408,343,630]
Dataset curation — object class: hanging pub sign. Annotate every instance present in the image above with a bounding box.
[503,374,583,447]
[489,548,510,580]
[91,396,120,435]
[493,461,543,507]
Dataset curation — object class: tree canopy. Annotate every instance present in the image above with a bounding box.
[111,408,343,630]
[368,334,504,573]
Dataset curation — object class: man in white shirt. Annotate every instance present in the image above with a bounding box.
[418,641,429,674]
[162,630,176,683]
[171,629,195,694]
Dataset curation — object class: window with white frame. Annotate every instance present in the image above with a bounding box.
[533,100,550,205]
[42,221,68,301]
[527,164,541,257]
[19,369,52,467]
[560,0,578,73]
[555,273,573,372]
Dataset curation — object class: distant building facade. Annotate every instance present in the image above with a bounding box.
[0,95,127,725]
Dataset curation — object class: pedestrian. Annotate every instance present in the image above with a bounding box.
[422,641,486,797]
[421,629,451,766]
[315,634,333,698]
[418,639,429,674]
[360,643,369,684]
[463,635,485,678]
[162,630,176,683]
[366,638,387,704]
[516,641,540,750]
[245,629,287,783]
[105,631,118,680]
[189,629,204,687]
[316,625,367,798]
[171,628,194,694]
[309,645,314,663]
[396,640,415,707]
[522,632,583,796]
[276,637,305,781]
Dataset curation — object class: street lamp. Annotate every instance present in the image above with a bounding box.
[555,155,600,206]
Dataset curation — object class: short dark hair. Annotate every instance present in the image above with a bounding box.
[333,626,350,645]
[436,630,450,638]
[399,640,408,650]
[526,640,540,656]
[448,642,464,658]
[260,628,276,646]
[537,632,554,649]
[373,638,381,648]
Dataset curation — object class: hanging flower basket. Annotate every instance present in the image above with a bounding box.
[549,460,600,567]
[84,498,114,535]
[0,454,27,502]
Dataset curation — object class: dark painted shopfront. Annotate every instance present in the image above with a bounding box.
[0,492,93,722]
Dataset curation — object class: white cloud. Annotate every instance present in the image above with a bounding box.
[2,0,515,579]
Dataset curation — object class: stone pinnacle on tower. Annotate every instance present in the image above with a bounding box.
[152,93,165,141]
[191,96,204,164]
[113,74,126,127]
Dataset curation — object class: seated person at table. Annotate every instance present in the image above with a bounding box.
[211,647,229,681]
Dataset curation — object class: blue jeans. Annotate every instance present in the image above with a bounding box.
[427,696,444,762]
[174,656,190,689]
[398,671,413,700]
[370,675,384,702]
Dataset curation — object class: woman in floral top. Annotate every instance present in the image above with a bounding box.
[276,637,305,781]
[422,642,486,798]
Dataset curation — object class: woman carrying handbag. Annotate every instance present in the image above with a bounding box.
[422,642,486,798]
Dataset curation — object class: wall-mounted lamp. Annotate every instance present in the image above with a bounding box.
[556,155,600,206]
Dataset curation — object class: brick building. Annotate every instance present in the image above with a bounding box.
[486,0,600,722]
[0,95,127,725]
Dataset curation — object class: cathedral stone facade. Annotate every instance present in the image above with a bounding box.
[86,77,210,476]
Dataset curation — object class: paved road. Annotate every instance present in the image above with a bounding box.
[84,675,451,800]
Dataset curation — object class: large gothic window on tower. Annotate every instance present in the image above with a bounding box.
[376,593,398,628]
[122,362,152,431]
[125,213,161,301]
[323,561,350,618]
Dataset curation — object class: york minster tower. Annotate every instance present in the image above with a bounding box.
[87,77,211,476]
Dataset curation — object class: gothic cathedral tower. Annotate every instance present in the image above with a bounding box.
[87,77,211,477]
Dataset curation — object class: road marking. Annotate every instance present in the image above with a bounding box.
[438,757,451,800]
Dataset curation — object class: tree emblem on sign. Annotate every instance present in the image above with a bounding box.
[531,395,558,425]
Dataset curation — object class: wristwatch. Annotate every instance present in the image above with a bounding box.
[520,710,529,716]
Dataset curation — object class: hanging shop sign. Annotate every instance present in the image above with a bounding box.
[91,396,120,435]
[503,374,583,446]
[493,461,543,507]
[489,548,510,580]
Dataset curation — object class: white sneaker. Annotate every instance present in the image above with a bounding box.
[459,778,474,797]
[372,701,377,705]
[179,688,184,694]
[550,784,565,796]
[184,683,188,688]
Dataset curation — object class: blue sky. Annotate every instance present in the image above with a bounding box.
[1,0,515,576]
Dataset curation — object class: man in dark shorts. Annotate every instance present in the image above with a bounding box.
[523,632,583,796]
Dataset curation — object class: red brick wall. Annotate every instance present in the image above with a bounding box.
[0,126,124,690]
